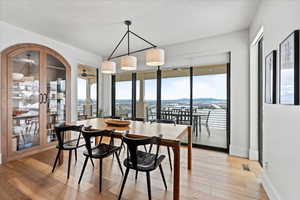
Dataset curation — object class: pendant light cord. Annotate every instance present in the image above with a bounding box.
[127,24,130,55]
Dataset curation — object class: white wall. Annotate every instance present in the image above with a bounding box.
[105,30,251,158]
[250,1,300,199]
[0,21,102,162]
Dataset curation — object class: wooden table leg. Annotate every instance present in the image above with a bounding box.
[188,126,192,170]
[173,144,180,200]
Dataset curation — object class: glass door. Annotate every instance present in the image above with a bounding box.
[192,65,228,149]
[9,50,41,152]
[46,54,67,143]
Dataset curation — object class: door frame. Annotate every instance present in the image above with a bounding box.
[0,43,71,163]
[258,38,264,166]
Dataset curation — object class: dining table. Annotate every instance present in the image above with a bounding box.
[63,118,192,200]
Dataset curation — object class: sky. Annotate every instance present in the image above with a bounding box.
[115,74,227,100]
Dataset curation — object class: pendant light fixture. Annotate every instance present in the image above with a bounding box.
[146,48,165,66]
[101,61,116,74]
[101,20,165,73]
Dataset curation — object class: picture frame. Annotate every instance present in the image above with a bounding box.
[265,50,277,104]
[279,30,300,105]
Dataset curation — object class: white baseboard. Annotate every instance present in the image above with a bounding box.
[249,148,258,160]
[229,145,248,158]
[262,170,281,200]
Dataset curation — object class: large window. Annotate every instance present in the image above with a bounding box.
[112,64,229,150]
[77,65,98,120]
[161,68,190,122]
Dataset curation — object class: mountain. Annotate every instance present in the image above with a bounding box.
[116,98,226,103]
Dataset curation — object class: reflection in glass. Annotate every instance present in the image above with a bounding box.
[77,67,98,119]
[46,54,66,143]
[11,51,40,151]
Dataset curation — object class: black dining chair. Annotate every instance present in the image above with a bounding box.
[149,119,175,171]
[118,136,167,200]
[124,117,144,122]
[119,118,147,155]
[78,127,124,192]
[52,124,94,179]
[200,110,211,136]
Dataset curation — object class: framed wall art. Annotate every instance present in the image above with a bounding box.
[279,30,300,105]
[265,50,277,104]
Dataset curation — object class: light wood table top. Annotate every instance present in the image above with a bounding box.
[76,118,188,144]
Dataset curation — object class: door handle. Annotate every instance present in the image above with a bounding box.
[39,93,44,104]
[43,93,48,104]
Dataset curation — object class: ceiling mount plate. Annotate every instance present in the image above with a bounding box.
[124,20,132,26]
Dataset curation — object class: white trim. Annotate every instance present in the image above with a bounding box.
[262,170,281,200]
[0,153,2,164]
[229,145,248,158]
[249,148,258,160]
[251,26,264,46]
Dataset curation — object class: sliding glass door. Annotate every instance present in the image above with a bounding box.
[191,65,228,149]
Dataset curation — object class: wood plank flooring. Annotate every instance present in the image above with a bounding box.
[0,145,269,200]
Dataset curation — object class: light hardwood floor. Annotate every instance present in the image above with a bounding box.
[0,145,269,200]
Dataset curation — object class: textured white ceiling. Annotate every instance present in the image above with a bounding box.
[0,0,260,56]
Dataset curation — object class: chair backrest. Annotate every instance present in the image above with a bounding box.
[123,136,161,169]
[103,116,122,119]
[205,111,211,124]
[156,119,176,125]
[179,110,190,123]
[81,126,114,157]
[55,124,83,149]
[124,117,145,122]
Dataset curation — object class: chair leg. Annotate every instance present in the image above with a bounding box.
[135,170,138,180]
[206,125,211,136]
[167,147,172,171]
[78,156,88,184]
[118,139,124,156]
[118,168,130,200]
[75,149,78,162]
[52,149,61,173]
[144,145,147,152]
[99,159,103,192]
[90,157,95,167]
[159,164,167,190]
[149,144,153,153]
[146,172,152,200]
[67,150,72,179]
[115,152,124,175]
